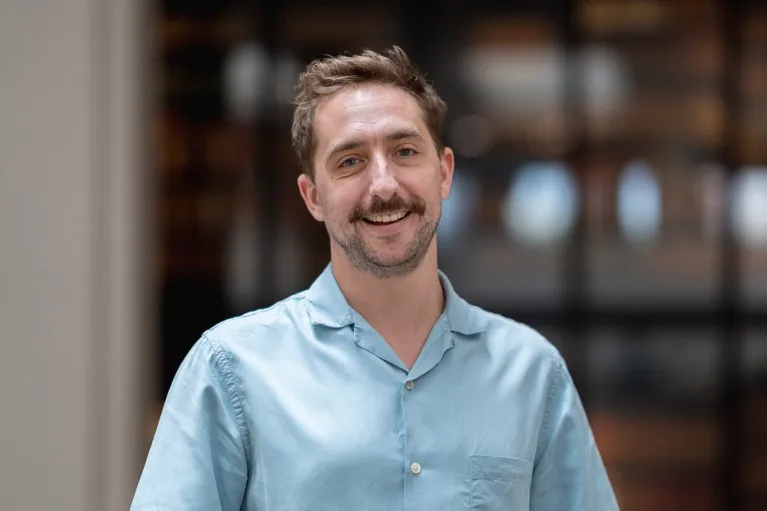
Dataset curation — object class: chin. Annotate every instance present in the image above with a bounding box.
[373,247,426,267]
[369,253,410,267]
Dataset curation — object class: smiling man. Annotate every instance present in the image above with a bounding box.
[131,46,619,511]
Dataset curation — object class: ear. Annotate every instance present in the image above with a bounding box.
[439,146,455,200]
[297,173,325,222]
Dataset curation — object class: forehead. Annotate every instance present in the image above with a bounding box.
[314,83,430,149]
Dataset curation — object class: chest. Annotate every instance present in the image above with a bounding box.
[243,351,544,510]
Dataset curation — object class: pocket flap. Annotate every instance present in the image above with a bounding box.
[470,455,532,480]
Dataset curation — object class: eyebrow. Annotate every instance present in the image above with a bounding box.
[325,128,425,162]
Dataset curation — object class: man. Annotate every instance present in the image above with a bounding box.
[132,46,619,510]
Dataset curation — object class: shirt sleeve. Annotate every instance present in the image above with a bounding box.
[131,335,250,511]
[530,356,620,511]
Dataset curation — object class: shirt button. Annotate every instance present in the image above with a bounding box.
[410,462,421,475]
[404,380,415,390]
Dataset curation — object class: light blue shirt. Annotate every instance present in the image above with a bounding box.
[132,265,619,510]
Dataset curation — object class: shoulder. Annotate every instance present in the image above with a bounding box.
[468,303,565,368]
[200,291,310,354]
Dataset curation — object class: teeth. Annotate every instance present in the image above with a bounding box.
[365,211,408,223]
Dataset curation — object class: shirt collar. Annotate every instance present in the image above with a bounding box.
[304,263,486,335]
[304,264,355,328]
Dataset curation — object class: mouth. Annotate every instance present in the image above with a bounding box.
[362,210,411,226]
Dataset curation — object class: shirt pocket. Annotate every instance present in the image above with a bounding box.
[469,455,532,510]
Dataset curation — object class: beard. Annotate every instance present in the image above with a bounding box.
[329,194,440,279]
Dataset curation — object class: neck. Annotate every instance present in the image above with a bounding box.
[330,242,444,335]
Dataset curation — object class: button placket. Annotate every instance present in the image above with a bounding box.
[403,375,421,510]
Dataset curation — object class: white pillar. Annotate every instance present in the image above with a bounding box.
[0,0,153,509]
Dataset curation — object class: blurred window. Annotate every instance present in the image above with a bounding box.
[731,167,767,248]
[502,161,579,247]
[617,159,662,245]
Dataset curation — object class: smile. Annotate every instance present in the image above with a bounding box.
[363,211,411,225]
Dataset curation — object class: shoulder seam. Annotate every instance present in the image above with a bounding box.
[204,294,305,336]
[536,354,565,460]
[201,334,254,472]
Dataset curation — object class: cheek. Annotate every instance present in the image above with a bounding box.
[322,192,352,222]
[331,180,367,214]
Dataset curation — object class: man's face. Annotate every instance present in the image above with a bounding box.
[298,83,454,279]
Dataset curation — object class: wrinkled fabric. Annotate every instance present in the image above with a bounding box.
[132,265,619,510]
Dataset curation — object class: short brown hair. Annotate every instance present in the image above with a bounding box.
[291,46,447,179]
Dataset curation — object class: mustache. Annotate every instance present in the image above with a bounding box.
[349,195,426,222]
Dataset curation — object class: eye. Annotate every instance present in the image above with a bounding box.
[396,147,416,157]
[340,157,360,168]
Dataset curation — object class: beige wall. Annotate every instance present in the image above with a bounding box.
[0,0,152,509]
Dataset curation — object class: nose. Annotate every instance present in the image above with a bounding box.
[368,153,399,200]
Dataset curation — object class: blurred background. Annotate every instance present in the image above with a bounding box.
[2,0,767,509]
